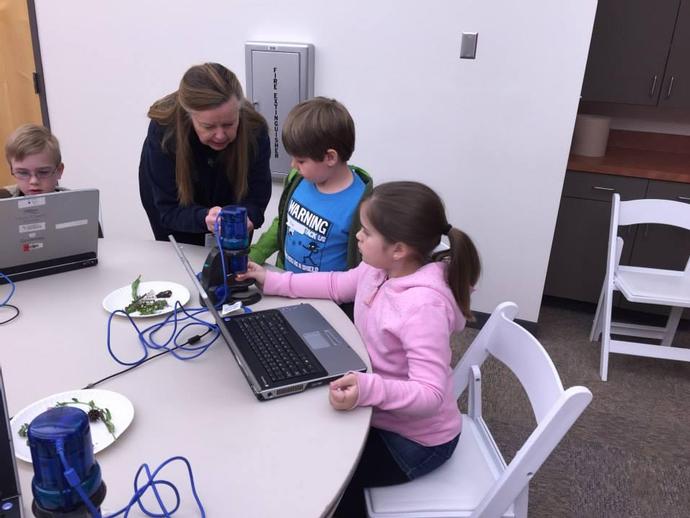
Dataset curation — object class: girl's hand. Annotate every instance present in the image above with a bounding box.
[329,373,359,411]
[235,261,267,288]
[205,206,222,232]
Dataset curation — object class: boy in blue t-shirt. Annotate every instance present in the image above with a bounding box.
[249,97,372,273]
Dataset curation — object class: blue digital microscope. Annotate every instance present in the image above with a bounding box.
[199,206,261,307]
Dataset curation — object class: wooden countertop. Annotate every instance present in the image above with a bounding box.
[568,130,690,184]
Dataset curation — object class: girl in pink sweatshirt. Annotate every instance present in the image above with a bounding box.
[238,181,480,516]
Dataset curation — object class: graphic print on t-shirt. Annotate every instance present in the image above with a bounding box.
[285,199,330,272]
[283,171,365,274]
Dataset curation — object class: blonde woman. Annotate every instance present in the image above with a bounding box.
[138,63,271,245]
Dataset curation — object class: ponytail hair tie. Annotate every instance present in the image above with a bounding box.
[443,223,452,235]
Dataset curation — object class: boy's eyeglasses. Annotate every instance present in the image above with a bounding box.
[11,168,58,180]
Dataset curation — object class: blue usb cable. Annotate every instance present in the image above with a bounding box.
[0,272,20,324]
[106,302,220,367]
[213,213,230,307]
[56,439,206,518]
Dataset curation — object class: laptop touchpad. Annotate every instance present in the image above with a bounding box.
[303,331,331,350]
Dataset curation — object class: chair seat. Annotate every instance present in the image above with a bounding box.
[365,416,515,518]
[615,266,690,308]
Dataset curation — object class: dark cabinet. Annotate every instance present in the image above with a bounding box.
[544,172,647,303]
[545,173,690,317]
[582,0,690,107]
[544,197,625,302]
[659,1,690,107]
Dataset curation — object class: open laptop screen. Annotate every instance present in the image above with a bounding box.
[0,369,21,516]
[0,189,99,283]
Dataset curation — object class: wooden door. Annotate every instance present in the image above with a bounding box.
[0,0,44,184]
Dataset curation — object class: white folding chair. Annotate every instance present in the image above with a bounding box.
[590,194,690,381]
[364,302,592,518]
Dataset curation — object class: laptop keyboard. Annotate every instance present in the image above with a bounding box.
[235,311,323,383]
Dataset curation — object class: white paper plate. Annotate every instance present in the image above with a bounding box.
[102,281,190,318]
[10,389,134,463]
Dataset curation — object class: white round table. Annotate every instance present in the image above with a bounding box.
[0,238,371,517]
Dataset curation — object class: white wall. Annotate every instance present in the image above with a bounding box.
[34,0,597,323]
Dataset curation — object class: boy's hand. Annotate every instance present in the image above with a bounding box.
[329,373,359,411]
[205,206,222,232]
[235,261,267,288]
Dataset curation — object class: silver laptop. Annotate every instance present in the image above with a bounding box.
[170,236,367,401]
[0,190,99,282]
[0,368,22,518]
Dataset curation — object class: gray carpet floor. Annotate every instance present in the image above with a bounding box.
[451,300,690,518]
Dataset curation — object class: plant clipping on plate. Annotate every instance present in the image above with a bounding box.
[124,275,171,315]
[18,398,117,441]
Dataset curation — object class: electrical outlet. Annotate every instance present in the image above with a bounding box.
[460,32,478,59]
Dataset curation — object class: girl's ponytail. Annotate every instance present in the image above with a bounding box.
[366,181,481,319]
[433,227,480,320]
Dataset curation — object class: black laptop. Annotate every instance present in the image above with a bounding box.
[170,236,367,401]
[0,368,22,518]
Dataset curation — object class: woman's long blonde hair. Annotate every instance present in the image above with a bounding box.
[148,63,267,206]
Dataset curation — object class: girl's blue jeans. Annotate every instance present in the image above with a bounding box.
[379,427,459,479]
[333,426,460,517]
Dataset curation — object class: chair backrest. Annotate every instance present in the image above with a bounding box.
[607,193,690,277]
[453,302,592,517]
[617,197,690,231]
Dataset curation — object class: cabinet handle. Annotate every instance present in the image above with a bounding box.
[665,76,676,99]
[649,75,658,97]
[592,186,615,192]
[678,195,690,202]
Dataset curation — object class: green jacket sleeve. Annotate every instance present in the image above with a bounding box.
[249,215,280,265]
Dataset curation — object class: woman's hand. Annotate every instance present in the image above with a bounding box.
[329,373,359,411]
[207,208,254,235]
[205,206,222,232]
[234,261,267,288]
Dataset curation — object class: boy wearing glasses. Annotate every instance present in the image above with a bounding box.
[2,123,65,198]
